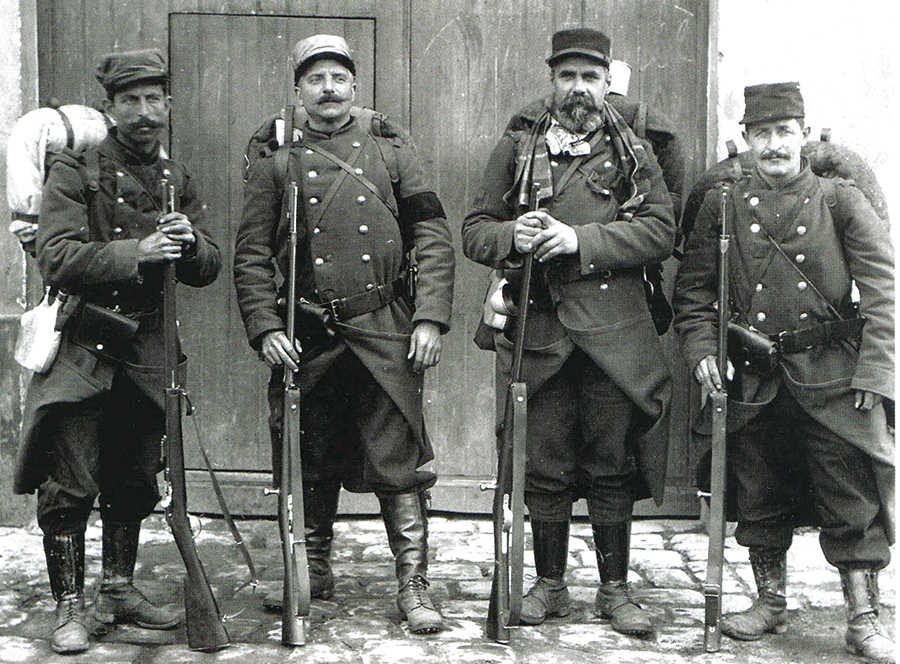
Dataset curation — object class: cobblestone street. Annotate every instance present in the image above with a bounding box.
[0,513,894,663]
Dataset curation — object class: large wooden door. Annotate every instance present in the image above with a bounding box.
[36,0,708,517]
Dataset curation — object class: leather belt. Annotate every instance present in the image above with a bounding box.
[327,278,406,322]
[774,317,866,354]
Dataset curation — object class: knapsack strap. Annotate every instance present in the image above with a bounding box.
[54,108,76,150]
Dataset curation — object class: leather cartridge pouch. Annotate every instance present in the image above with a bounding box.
[71,302,140,360]
[727,322,778,375]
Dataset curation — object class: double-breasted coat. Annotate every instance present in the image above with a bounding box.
[234,117,454,487]
[673,161,894,535]
[462,104,676,505]
[15,131,222,495]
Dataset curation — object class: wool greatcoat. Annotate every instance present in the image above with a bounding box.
[15,130,222,510]
[234,116,454,493]
[673,160,895,555]
[462,103,676,507]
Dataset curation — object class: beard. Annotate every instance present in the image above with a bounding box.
[554,91,603,134]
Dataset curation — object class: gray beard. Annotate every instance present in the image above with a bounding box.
[553,102,603,135]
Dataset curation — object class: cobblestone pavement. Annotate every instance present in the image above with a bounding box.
[0,513,893,663]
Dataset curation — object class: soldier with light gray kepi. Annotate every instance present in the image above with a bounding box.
[15,49,221,655]
[463,27,675,638]
[235,34,454,634]
[673,82,894,662]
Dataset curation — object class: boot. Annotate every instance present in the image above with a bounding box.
[44,532,89,654]
[593,522,653,638]
[520,520,571,625]
[263,480,340,611]
[841,568,895,662]
[379,490,444,634]
[94,521,181,629]
[721,548,788,641]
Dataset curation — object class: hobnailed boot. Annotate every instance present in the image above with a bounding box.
[721,548,788,641]
[379,490,444,634]
[593,522,654,638]
[94,521,181,629]
[520,520,571,625]
[841,568,895,662]
[44,532,89,654]
[263,480,340,611]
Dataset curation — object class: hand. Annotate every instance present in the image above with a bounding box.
[408,321,442,373]
[11,221,38,245]
[157,212,196,247]
[693,354,734,394]
[523,210,579,262]
[260,330,301,371]
[137,230,184,263]
[854,390,883,412]
[513,213,544,253]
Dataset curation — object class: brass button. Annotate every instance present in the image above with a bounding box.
[357,195,366,204]
[749,196,760,206]
[361,254,371,263]
[756,283,763,292]
[314,257,324,266]
[600,283,609,290]
[798,281,807,291]
[305,149,313,155]
[588,263,595,270]
[162,168,171,177]
[365,283,375,291]
[116,171,124,178]
[313,227,320,235]
[756,312,766,322]
[750,223,761,234]
[359,224,369,234]
[113,226,123,234]
[111,290,119,297]
[796,253,806,263]
[354,167,363,175]
[309,197,319,205]
[96,343,104,351]
[117,197,125,204]
[604,160,612,168]
[550,160,558,168]
[308,170,318,178]
[797,225,807,235]
[352,141,361,148]
[799,312,809,321]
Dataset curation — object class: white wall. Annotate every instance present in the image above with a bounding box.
[714,0,899,223]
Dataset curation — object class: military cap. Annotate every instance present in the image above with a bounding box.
[547,28,611,67]
[740,81,804,125]
[95,49,169,95]
[292,34,356,79]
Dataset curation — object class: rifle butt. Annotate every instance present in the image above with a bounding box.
[703,588,722,652]
[485,569,510,643]
[183,572,229,652]
[703,390,728,652]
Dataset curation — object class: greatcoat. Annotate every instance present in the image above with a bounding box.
[462,103,676,505]
[234,117,454,487]
[15,131,222,494]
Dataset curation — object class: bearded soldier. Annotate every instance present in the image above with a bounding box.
[674,82,894,662]
[463,28,675,638]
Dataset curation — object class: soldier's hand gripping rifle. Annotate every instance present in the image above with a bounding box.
[483,182,540,643]
[159,178,230,652]
[265,179,310,646]
[703,185,730,652]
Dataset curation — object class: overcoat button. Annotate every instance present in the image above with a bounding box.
[361,254,371,263]
[797,225,807,235]
[756,283,763,292]
[313,227,320,235]
[798,281,807,291]
[314,257,324,266]
[113,227,123,234]
[354,168,363,175]
[550,161,558,168]
[96,344,104,351]
[359,224,369,234]
[749,196,759,206]
[588,263,595,270]
[756,312,766,322]
[117,197,125,204]
[600,283,609,290]
[796,254,806,263]
[309,197,319,205]
[365,283,375,291]
[357,195,366,204]
[799,312,809,320]
[750,223,761,233]
[308,170,317,178]
[116,171,124,178]
[352,141,361,148]
[305,149,313,155]
[604,160,612,168]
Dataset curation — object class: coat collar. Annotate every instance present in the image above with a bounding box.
[100,128,163,167]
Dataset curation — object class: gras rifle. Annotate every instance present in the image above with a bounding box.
[262,173,310,646]
[159,176,230,652]
[483,182,540,643]
[703,185,730,652]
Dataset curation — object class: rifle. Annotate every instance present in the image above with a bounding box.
[483,182,540,643]
[703,185,730,652]
[263,176,310,646]
[159,177,230,652]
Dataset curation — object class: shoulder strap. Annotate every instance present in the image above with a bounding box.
[80,148,101,198]
[634,102,647,139]
[818,178,848,237]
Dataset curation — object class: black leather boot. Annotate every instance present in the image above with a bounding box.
[721,548,788,641]
[44,532,89,654]
[593,522,653,638]
[94,521,181,629]
[841,568,894,662]
[379,490,443,634]
[520,520,571,625]
[264,480,340,610]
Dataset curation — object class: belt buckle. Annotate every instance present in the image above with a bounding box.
[328,298,342,323]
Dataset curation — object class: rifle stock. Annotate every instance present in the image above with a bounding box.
[703,186,730,652]
[160,179,229,652]
[484,183,539,642]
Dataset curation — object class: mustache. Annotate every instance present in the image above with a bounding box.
[558,91,601,115]
[317,93,349,104]
[129,118,165,130]
[760,149,791,160]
